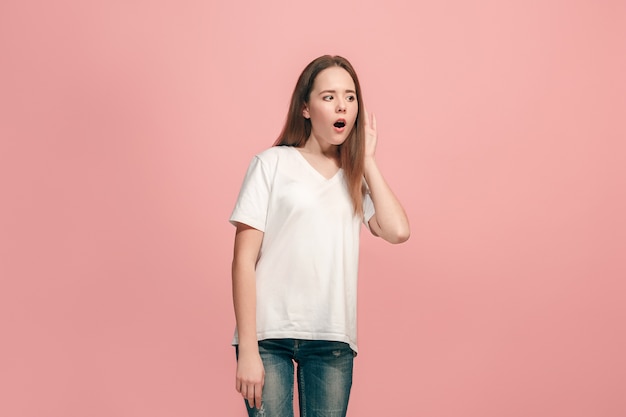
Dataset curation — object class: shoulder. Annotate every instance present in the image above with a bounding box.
[254,145,294,165]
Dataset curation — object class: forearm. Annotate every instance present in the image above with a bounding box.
[232,259,259,353]
[364,156,410,243]
[231,242,265,409]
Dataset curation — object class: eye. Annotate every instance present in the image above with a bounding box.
[323,95,333,101]
[346,95,356,102]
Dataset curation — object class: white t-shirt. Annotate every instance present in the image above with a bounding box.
[229,145,375,352]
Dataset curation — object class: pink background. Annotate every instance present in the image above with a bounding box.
[1,0,625,416]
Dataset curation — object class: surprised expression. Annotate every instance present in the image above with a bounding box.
[303,66,358,147]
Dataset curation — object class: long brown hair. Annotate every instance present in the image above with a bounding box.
[274,55,366,216]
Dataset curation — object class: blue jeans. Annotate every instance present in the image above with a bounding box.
[236,338,355,417]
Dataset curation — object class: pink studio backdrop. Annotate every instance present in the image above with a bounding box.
[1,1,625,416]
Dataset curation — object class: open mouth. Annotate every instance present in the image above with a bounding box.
[333,119,346,128]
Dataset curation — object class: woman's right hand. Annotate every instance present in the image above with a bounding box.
[236,350,265,409]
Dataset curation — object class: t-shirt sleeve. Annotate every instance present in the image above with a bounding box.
[229,156,272,231]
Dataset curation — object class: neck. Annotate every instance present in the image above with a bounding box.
[302,134,339,159]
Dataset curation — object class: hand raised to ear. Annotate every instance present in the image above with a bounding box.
[363,107,377,159]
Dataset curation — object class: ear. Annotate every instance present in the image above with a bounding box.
[302,105,310,119]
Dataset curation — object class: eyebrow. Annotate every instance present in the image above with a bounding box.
[318,89,357,95]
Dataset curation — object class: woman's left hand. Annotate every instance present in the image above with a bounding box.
[360,107,411,244]
[363,108,377,159]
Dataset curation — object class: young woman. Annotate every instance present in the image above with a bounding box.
[229,55,410,417]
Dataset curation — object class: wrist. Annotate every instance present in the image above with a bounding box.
[237,341,260,355]
[363,156,378,173]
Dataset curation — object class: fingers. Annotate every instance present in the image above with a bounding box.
[254,382,263,409]
[243,384,262,409]
[245,385,254,408]
[363,107,376,132]
[237,381,263,410]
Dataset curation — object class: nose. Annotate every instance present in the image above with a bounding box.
[336,99,347,113]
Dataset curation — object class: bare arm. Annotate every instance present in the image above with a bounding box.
[232,223,264,409]
[362,109,410,244]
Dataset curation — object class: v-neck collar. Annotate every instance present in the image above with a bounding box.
[289,146,343,182]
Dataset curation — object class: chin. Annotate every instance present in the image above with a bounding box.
[333,132,351,144]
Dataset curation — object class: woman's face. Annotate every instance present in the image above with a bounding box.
[303,66,358,148]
